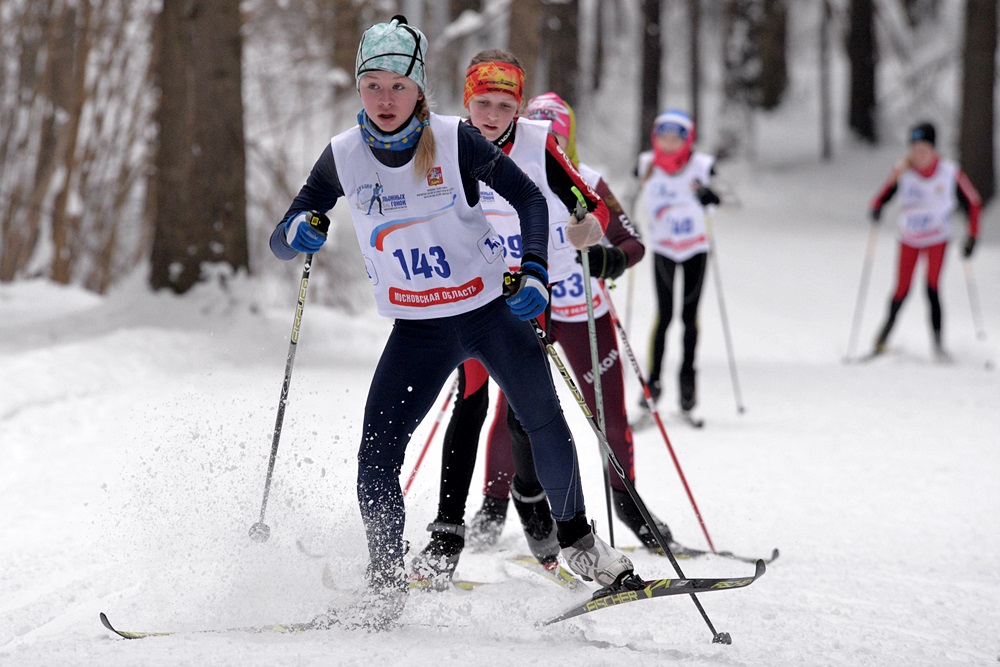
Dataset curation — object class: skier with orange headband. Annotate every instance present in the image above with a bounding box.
[410,49,619,588]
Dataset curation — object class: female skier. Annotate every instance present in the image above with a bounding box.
[466,93,676,554]
[869,122,981,358]
[637,109,720,422]
[269,18,634,630]
[407,54,614,584]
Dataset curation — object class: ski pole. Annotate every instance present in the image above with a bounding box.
[962,258,987,340]
[402,376,459,497]
[603,284,717,553]
[704,212,745,414]
[573,187,615,546]
[845,224,879,361]
[504,274,731,644]
[249,214,329,543]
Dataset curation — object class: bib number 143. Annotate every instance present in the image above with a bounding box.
[393,246,451,280]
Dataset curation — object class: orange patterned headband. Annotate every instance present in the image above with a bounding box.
[463,61,525,107]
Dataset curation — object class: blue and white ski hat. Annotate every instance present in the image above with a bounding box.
[909,122,936,146]
[652,109,694,140]
[356,15,427,91]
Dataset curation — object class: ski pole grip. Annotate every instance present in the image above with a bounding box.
[308,210,331,236]
[502,271,518,298]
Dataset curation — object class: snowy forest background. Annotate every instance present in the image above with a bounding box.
[2,2,1000,665]
[0,0,996,303]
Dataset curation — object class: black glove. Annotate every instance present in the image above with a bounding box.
[963,236,976,258]
[580,245,628,281]
[696,185,721,207]
[870,207,882,223]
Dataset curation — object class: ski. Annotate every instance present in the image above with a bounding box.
[623,543,779,565]
[678,410,705,428]
[629,410,704,431]
[320,562,485,592]
[507,555,582,590]
[100,612,314,640]
[541,558,766,625]
[844,349,885,364]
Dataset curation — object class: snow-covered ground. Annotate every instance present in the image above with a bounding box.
[2,130,999,665]
[2,2,997,663]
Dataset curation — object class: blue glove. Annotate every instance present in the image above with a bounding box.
[285,210,330,253]
[505,261,549,321]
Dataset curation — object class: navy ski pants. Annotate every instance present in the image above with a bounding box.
[357,296,585,572]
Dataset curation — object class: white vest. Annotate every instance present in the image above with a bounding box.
[550,163,611,323]
[895,159,958,248]
[478,118,575,282]
[642,151,714,262]
[330,113,506,319]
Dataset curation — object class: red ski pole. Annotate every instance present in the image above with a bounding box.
[402,376,458,497]
[603,285,717,553]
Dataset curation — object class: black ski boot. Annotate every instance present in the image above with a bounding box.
[874,298,903,355]
[467,494,508,549]
[510,480,559,566]
[410,522,464,590]
[613,488,673,551]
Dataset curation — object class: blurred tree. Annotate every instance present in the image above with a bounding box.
[819,0,833,160]
[150,0,248,294]
[0,0,154,291]
[722,0,787,113]
[510,0,543,93]
[959,0,996,204]
[544,0,580,106]
[848,0,877,143]
[689,0,702,125]
[638,0,662,155]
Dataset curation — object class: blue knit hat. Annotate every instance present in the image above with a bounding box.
[356,15,427,91]
[909,122,936,146]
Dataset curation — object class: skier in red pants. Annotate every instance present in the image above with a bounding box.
[869,122,981,359]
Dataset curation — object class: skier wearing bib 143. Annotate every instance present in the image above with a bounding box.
[637,110,720,421]
[869,122,981,360]
[268,17,637,631]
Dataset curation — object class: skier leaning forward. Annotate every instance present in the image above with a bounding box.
[268,16,636,631]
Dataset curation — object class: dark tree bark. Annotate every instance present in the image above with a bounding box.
[959,0,996,204]
[689,0,701,125]
[848,0,877,143]
[638,0,662,155]
[819,0,833,160]
[150,0,248,294]
[510,0,543,93]
[543,0,580,106]
[757,0,787,111]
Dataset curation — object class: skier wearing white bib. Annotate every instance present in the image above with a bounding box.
[637,110,720,419]
[869,122,981,359]
[269,18,635,630]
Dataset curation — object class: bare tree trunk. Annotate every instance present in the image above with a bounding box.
[689,0,701,125]
[510,0,543,94]
[150,0,248,294]
[959,0,996,203]
[49,1,93,284]
[638,0,662,155]
[848,0,877,143]
[819,0,833,161]
[544,0,580,106]
[757,0,787,111]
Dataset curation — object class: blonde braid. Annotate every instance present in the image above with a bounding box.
[413,96,436,178]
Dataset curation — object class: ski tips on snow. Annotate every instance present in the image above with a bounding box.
[540,558,766,626]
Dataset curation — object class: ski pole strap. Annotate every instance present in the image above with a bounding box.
[426,522,465,537]
[570,185,587,221]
